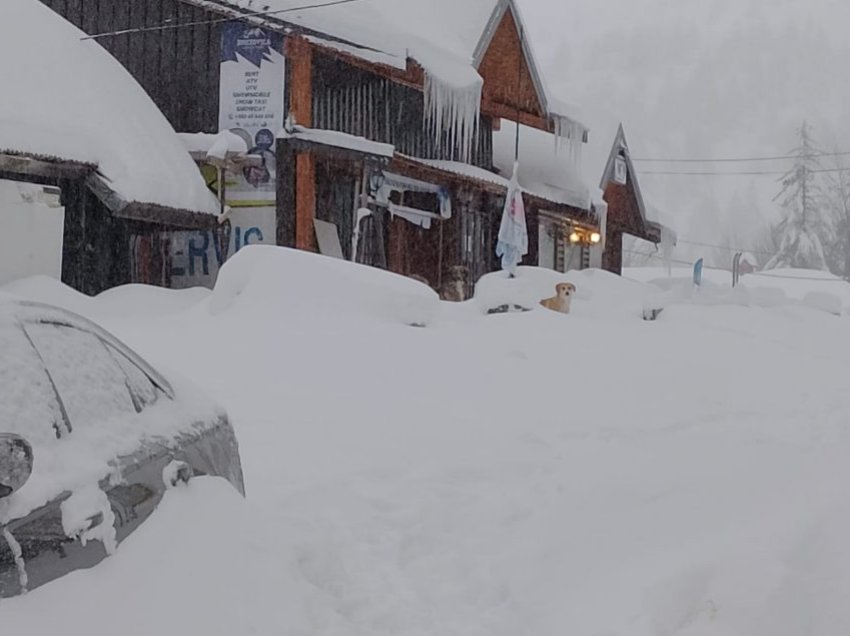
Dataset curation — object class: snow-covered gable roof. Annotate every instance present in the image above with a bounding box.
[0,0,219,217]
[568,104,657,228]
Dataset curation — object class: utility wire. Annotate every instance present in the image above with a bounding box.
[751,272,850,283]
[81,0,369,41]
[633,150,850,164]
[641,167,850,177]
[622,249,697,267]
[675,238,775,256]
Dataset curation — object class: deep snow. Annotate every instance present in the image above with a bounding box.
[4,249,850,635]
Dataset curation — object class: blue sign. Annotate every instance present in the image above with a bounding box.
[693,258,704,287]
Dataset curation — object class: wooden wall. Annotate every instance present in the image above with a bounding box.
[312,53,494,168]
[478,8,548,129]
[39,0,223,133]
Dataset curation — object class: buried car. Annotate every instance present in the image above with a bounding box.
[0,299,244,597]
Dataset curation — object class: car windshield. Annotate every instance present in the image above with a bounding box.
[0,322,63,445]
[23,323,136,431]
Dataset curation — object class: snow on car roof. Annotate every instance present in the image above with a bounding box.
[0,0,219,216]
[0,299,222,522]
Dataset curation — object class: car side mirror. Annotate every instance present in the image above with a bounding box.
[0,434,33,499]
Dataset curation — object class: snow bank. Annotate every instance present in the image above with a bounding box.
[0,478,329,636]
[474,265,652,319]
[0,0,218,215]
[10,254,850,634]
[628,266,850,317]
[207,245,439,327]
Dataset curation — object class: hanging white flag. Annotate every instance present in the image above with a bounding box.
[496,162,528,275]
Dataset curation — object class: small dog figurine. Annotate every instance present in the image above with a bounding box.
[540,282,576,314]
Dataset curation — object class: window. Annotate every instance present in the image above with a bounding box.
[0,326,64,442]
[24,323,135,429]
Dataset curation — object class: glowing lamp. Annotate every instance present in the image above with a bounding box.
[590,232,602,244]
[569,232,581,244]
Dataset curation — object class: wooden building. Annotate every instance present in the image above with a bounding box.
[578,113,675,275]
[39,0,600,296]
[3,0,221,295]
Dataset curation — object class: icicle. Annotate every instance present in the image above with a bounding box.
[3,527,28,593]
[423,70,482,164]
[552,115,584,172]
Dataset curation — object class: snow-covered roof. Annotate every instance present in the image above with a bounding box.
[178,131,249,160]
[570,104,672,234]
[223,0,502,72]
[408,157,511,190]
[279,126,395,159]
[198,0,578,130]
[569,105,626,192]
[0,0,219,216]
[492,122,594,212]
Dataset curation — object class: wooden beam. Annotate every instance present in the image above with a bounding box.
[0,152,95,180]
[117,202,220,229]
[481,99,553,133]
[295,152,317,251]
[287,36,317,251]
[287,36,313,126]
[312,45,425,91]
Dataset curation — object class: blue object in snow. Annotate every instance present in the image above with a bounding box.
[693,258,704,286]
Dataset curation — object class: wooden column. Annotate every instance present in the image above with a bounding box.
[602,228,624,275]
[287,37,316,252]
[388,216,407,275]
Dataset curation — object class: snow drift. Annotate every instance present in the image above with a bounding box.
[5,257,850,635]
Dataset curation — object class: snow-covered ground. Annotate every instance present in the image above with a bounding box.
[4,250,850,635]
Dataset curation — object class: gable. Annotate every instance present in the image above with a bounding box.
[476,7,547,122]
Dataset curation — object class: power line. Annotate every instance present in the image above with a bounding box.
[81,0,368,41]
[622,249,696,267]
[750,271,850,283]
[640,166,850,177]
[632,150,850,164]
[675,238,774,256]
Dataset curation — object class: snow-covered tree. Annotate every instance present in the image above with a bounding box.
[821,152,850,278]
[764,121,829,271]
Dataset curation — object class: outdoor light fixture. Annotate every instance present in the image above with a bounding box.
[567,227,602,246]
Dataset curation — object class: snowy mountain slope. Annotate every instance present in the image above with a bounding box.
[4,252,850,634]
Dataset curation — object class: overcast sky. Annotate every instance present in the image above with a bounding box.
[517,0,850,260]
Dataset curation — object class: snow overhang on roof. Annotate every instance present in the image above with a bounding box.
[492,121,596,216]
[192,0,577,157]
[279,125,395,162]
[0,0,220,221]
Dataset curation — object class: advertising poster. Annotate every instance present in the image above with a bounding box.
[218,21,285,205]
